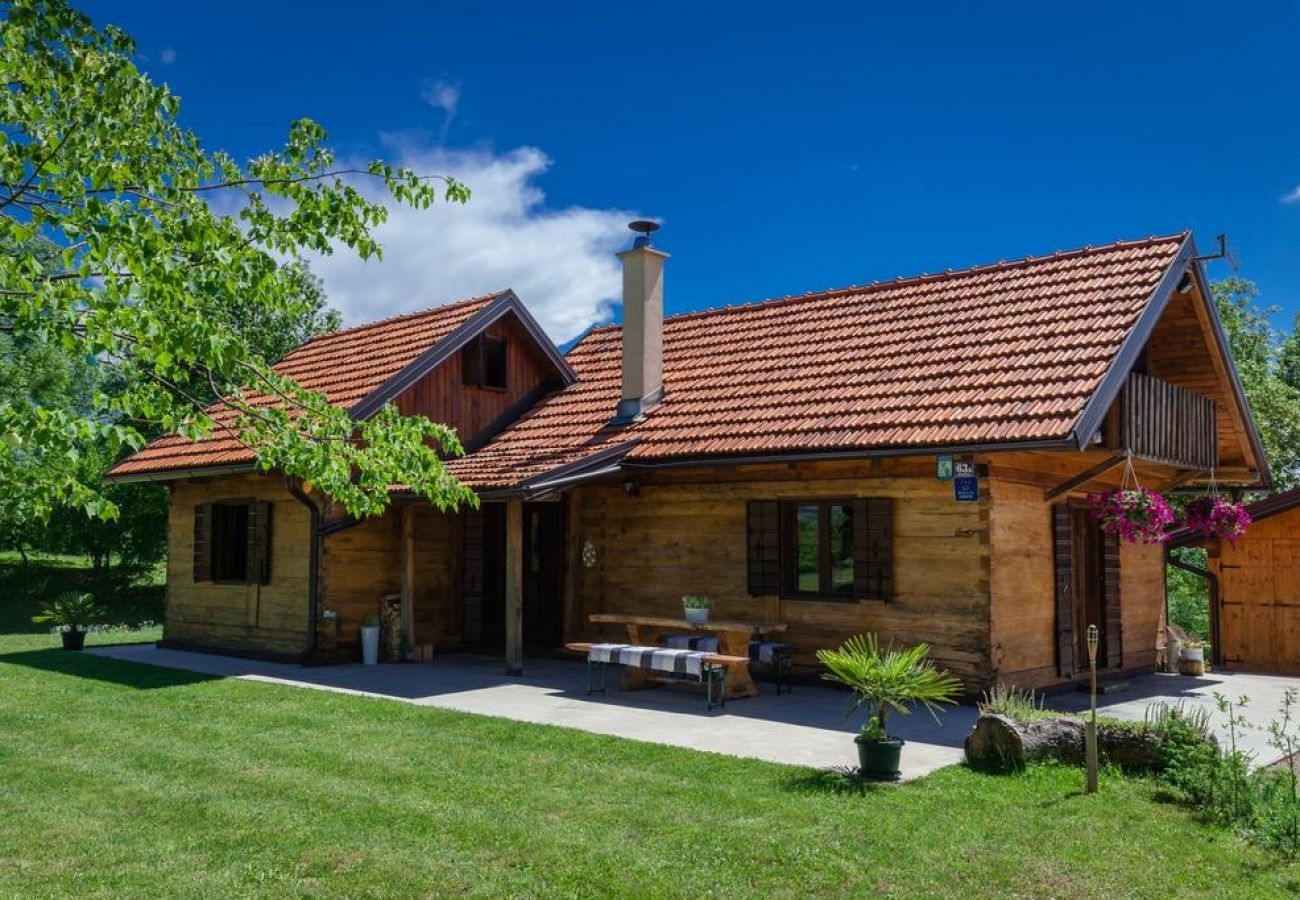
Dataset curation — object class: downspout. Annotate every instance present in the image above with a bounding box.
[1166,549,1221,669]
[286,477,322,663]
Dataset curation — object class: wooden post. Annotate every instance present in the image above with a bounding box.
[400,503,415,662]
[505,498,524,676]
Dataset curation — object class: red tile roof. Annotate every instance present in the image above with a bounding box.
[107,292,504,478]
[450,234,1189,488]
[111,234,1190,491]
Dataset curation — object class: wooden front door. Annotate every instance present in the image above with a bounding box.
[1053,502,1123,677]
[1071,507,1106,665]
[521,502,565,651]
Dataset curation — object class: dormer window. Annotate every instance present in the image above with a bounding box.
[462,334,508,390]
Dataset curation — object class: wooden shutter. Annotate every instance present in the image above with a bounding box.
[854,498,894,601]
[746,500,780,595]
[462,508,485,643]
[461,336,484,386]
[1102,528,1123,668]
[246,501,272,584]
[1052,504,1076,677]
[193,503,213,582]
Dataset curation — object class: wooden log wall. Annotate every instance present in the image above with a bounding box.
[566,458,995,688]
[164,473,311,655]
[985,474,1164,689]
[318,503,460,656]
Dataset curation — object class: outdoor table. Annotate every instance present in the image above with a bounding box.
[587,613,787,699]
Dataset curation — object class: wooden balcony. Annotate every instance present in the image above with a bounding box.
[1119,372,1217,470]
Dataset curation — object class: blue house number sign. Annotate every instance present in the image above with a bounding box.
[953,462,978,502]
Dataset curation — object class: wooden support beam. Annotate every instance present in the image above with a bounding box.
[504,498,524,676]
[400,503,415,661]
[1043,455,1126,502]
[1159,469,1202,492]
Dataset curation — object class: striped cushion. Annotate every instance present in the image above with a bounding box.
[588,643,711,677]
[662,634,720,653]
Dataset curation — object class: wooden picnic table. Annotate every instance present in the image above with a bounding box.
[587,613,787,699]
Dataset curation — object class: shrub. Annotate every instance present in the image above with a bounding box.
[977,683,1050,722]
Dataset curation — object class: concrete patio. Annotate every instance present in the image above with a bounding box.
[87,644,1300,777]
[89,643,972,781]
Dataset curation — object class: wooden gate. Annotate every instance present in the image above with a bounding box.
[1216,529,1300,674]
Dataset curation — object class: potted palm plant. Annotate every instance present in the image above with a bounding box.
[31,591,104,650]
[817,633,962,781]
[682,594,712,625]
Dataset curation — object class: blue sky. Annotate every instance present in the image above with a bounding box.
[83,0,1300,340]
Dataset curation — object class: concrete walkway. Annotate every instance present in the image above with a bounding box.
[88,644,970,781]
[85,645,1300,776]
[1050,669,1300,765]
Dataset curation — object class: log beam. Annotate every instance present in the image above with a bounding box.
[1042,455,1125,502]
[400,503,415,661]
[504,498,524,676]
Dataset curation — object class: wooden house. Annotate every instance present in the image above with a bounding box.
[1169,488,1300,674]
[106,229,1268,691]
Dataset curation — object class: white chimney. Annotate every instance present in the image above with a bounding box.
[613,220,668,424]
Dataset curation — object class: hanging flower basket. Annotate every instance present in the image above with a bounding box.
[1183,496,1252,543]
[1089,488,1175,545]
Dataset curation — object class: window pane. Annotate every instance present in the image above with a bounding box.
[212,504,249,582]
[795,505,820,592]
[830,504,855,594]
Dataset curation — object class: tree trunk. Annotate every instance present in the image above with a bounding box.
[964,714,1165,773]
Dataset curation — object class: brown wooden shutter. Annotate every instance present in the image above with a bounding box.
[1052,504,1076,677]
[1102,528,1123,668]
[746,500,780,595]
[461,336,484,386]
[462,508,485,643]
[854,498,893,601]
[246,501,272,584]
[193,503,213,582]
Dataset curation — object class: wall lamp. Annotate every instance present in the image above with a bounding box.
[622,477,640,497]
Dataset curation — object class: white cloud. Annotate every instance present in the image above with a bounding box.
[306,141,634,343]
[160,47,176,65]
[1283,185,1300,204]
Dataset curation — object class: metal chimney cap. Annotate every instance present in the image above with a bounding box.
[628,220,660,248]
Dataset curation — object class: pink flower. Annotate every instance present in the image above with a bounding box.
[1088,488,1175,545]
[1183,496,1252,543]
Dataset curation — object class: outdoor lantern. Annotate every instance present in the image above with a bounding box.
[1085,624,1100,794]
[622,477,640,497]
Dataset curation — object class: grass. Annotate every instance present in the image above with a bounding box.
[1,561,1299,897]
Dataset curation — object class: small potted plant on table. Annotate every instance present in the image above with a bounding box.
[361,615,382,666]
[31,591,104,650]
[682,594,712,625]
[817,633,961,781]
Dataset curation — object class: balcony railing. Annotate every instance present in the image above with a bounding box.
[1121,372,1217,470]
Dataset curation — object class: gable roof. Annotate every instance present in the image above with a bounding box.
[454,233,1234,489]
[106,290,575,481]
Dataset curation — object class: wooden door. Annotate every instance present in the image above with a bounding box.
[521,502,565,652]
[1219,539,1275,670]
[1071,508,1104,664]
[1273,541,1300,673]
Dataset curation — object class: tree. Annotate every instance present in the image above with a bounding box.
[1211,277,1300,490]
[0,0,476,530]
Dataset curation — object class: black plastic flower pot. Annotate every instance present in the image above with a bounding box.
[855,736,904,781]
[61,629,86,651]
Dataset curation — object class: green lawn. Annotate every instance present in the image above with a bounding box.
[1,563,1298,897]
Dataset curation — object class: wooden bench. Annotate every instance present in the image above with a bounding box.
[566,642,749,710]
